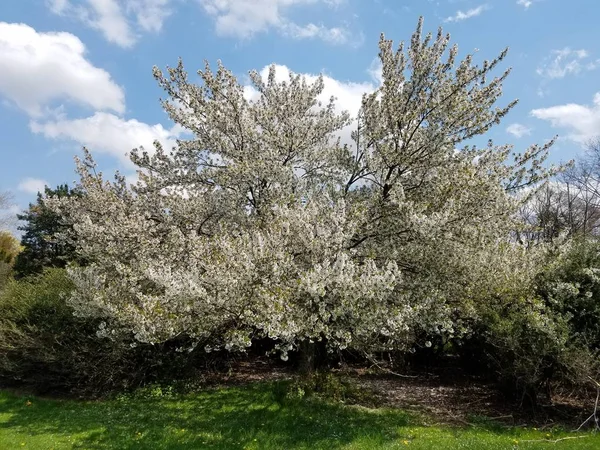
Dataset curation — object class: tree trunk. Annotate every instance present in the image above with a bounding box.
[298,340,316,375]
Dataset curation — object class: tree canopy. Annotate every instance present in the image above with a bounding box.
[50,18,560,359]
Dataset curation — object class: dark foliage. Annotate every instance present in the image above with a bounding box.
[12,184,80,279]
[0,269,219,395]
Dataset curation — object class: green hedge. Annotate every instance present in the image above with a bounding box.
[0,268,209,395]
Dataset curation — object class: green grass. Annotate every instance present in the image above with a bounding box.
[0,382,598,449]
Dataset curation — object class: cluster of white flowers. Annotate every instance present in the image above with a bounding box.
[48,18,559,356]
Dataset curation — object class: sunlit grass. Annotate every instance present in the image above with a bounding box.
[0,382,598,449]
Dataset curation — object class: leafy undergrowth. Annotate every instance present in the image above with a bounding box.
[0,382,598,450]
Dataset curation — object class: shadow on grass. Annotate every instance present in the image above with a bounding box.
[0,382,419,449]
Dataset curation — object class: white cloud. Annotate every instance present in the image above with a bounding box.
[4,14,177,170]
[367,58,383,85]
[517,0,533,8]
[506,123,532,138]
[47,0,173,48]
[537,47,599,79]
[0,22,125,117]
[47,0,70,13]
[444,5,487,23]
[30,112,182,164]
[127,0,173,32]
[198,0,353,44]
[18,178,49,194]
[536,86,548,98]
[0,203,20,231]
[86,0,136,47]
[282,22,352,45]
[531,93,600,143]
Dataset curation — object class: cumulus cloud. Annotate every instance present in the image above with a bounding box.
[1,21,177,171]
[47,0,70,13]
[198,0,354,44]
[506,123,532,138]
[444,5,487,23]
[282,22,353,45]
[517,0,534,8]
[47,0,173,48]
[18,178,49,195]
[0,22,125,117]
[531,92,600,143]
[537,47,599,79]
[0,203,20,231]
[127,0,173,32]
[367,58,383,85]
[30,112,182,165]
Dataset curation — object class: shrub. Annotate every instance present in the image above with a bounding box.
[538,238,600,354]
[479,299,573,406]
[0,231,20,290]
[0,268,212,395]
[451,240,600,407]
[276,372,373,405]
[432,243,587,407]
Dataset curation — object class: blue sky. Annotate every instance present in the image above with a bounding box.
[1,0,599,220]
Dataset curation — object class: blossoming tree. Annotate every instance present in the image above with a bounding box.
[50,18,558,363]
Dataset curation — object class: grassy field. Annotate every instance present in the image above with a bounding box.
[0,382,598,449]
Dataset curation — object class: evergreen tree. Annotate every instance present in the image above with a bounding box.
[13,184,79,278]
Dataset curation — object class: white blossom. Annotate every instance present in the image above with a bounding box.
[49,18,560,355]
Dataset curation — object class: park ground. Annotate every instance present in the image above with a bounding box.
[1,362,599,450]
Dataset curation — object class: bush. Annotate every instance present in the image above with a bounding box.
[417,242,584,407]
[538,238,600,354]
[275,372,371,405]
[0,268,213,395]
[0,231,20,290]
[0,261,11,291]
[478,299,573,406]
[451,240,600,407]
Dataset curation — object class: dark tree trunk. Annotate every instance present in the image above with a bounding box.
[298,340,317,375]
[297,339,328,375]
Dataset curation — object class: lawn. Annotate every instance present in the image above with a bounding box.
[0,382,598,449]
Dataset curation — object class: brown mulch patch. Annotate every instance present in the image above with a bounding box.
[350,369,595,428]
[203,358,594,428]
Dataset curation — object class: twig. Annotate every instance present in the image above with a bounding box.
[521,436,590,444]
[576,377,600,432]
[364,353,418,378]
[487,414,514,421]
